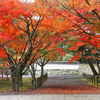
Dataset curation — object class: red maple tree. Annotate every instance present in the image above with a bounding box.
[54,0,100,74]
[0,0,66,91]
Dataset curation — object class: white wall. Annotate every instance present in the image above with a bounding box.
[36,64,79,70]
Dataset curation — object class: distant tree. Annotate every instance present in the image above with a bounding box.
[36,57,49,77]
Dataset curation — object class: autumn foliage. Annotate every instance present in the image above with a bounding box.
[0,0,68,91]
[52,0,100,64]
[0,0,100,73]
[0,0,66,64]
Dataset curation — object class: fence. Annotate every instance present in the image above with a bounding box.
[83,73,100,86]
[83,73,92,79]
[41,73,48,83]
[31,73,48,90]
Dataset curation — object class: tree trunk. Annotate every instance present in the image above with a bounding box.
[60,55,63,61]
[31,70,35,80]
[41,66,44,77]
[96,59,100,74]
[12,67,19,92]
[29,65,35,80]
[88,60,98,75]
[19,73,23,87]
[6,71,9,80]
[1,70,3,77]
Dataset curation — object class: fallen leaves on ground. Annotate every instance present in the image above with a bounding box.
[0,78,100,95]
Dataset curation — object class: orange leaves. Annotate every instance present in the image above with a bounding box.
[91,50,98,54]
[69,47,78,51]
[86,56,92,60]
[61,52,67,56]
[56,48,63,52]
[89,21,100,35]
[59,29,65,36]
[77,42,86,47]
[38,26,47,35]
[40,17,54,30]
[68,53,81,63]
[94,21,100,33]
[42,34,51,44]
[0,0,86,64]
[10,38,25,53]
[0,47,8,58]
[34,0,51,17]
[68,42,84,51]
[57,0,100,62]
[56,48,67,56]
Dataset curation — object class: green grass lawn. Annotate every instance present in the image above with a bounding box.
[0,77,32,92]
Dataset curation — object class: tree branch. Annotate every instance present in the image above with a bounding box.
[92,10,100,20]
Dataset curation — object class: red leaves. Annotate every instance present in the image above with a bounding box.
[69,47,77,51]
[86,56,92,60]
[68,54,81,63]
[56,11,62,16]
[59,30,64,36]
[77,42,86,47]
[0,47,8,58]
[61,52,67,55]
[52,0,100,63]
[33,78,100,94]
[91,50,98,54]
[33,86,100,94]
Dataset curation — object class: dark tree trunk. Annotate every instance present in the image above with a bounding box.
[11,67,19,92]
[96,59,100,74]
[12,76,19,92]
[1,70,3,77]
[41,66,44,77]
[60,55,63,61]
[19,73,23,87]
[29,65,35,80]
[29,65,36,90]
[12,77,15,91]
[6,71,9,80]
[88,60,98,75]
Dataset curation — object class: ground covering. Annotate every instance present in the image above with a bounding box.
[0,77,32,92]
[0,76,100,95]
[32,78,100,94]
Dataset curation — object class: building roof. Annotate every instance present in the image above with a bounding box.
[48,61,79,64]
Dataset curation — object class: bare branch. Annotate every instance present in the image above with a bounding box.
[31,17,44,38]
[18,42,28,64]
[72,0,94,25]
[58,2,75,15]
[62,14,95,36]
[85,0,90,6]
[19,17,27,23]
[3,47,16,66]
[92,10,100,20]
[18,25,27,33]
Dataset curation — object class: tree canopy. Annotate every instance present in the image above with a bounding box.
[53,0,100,63]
